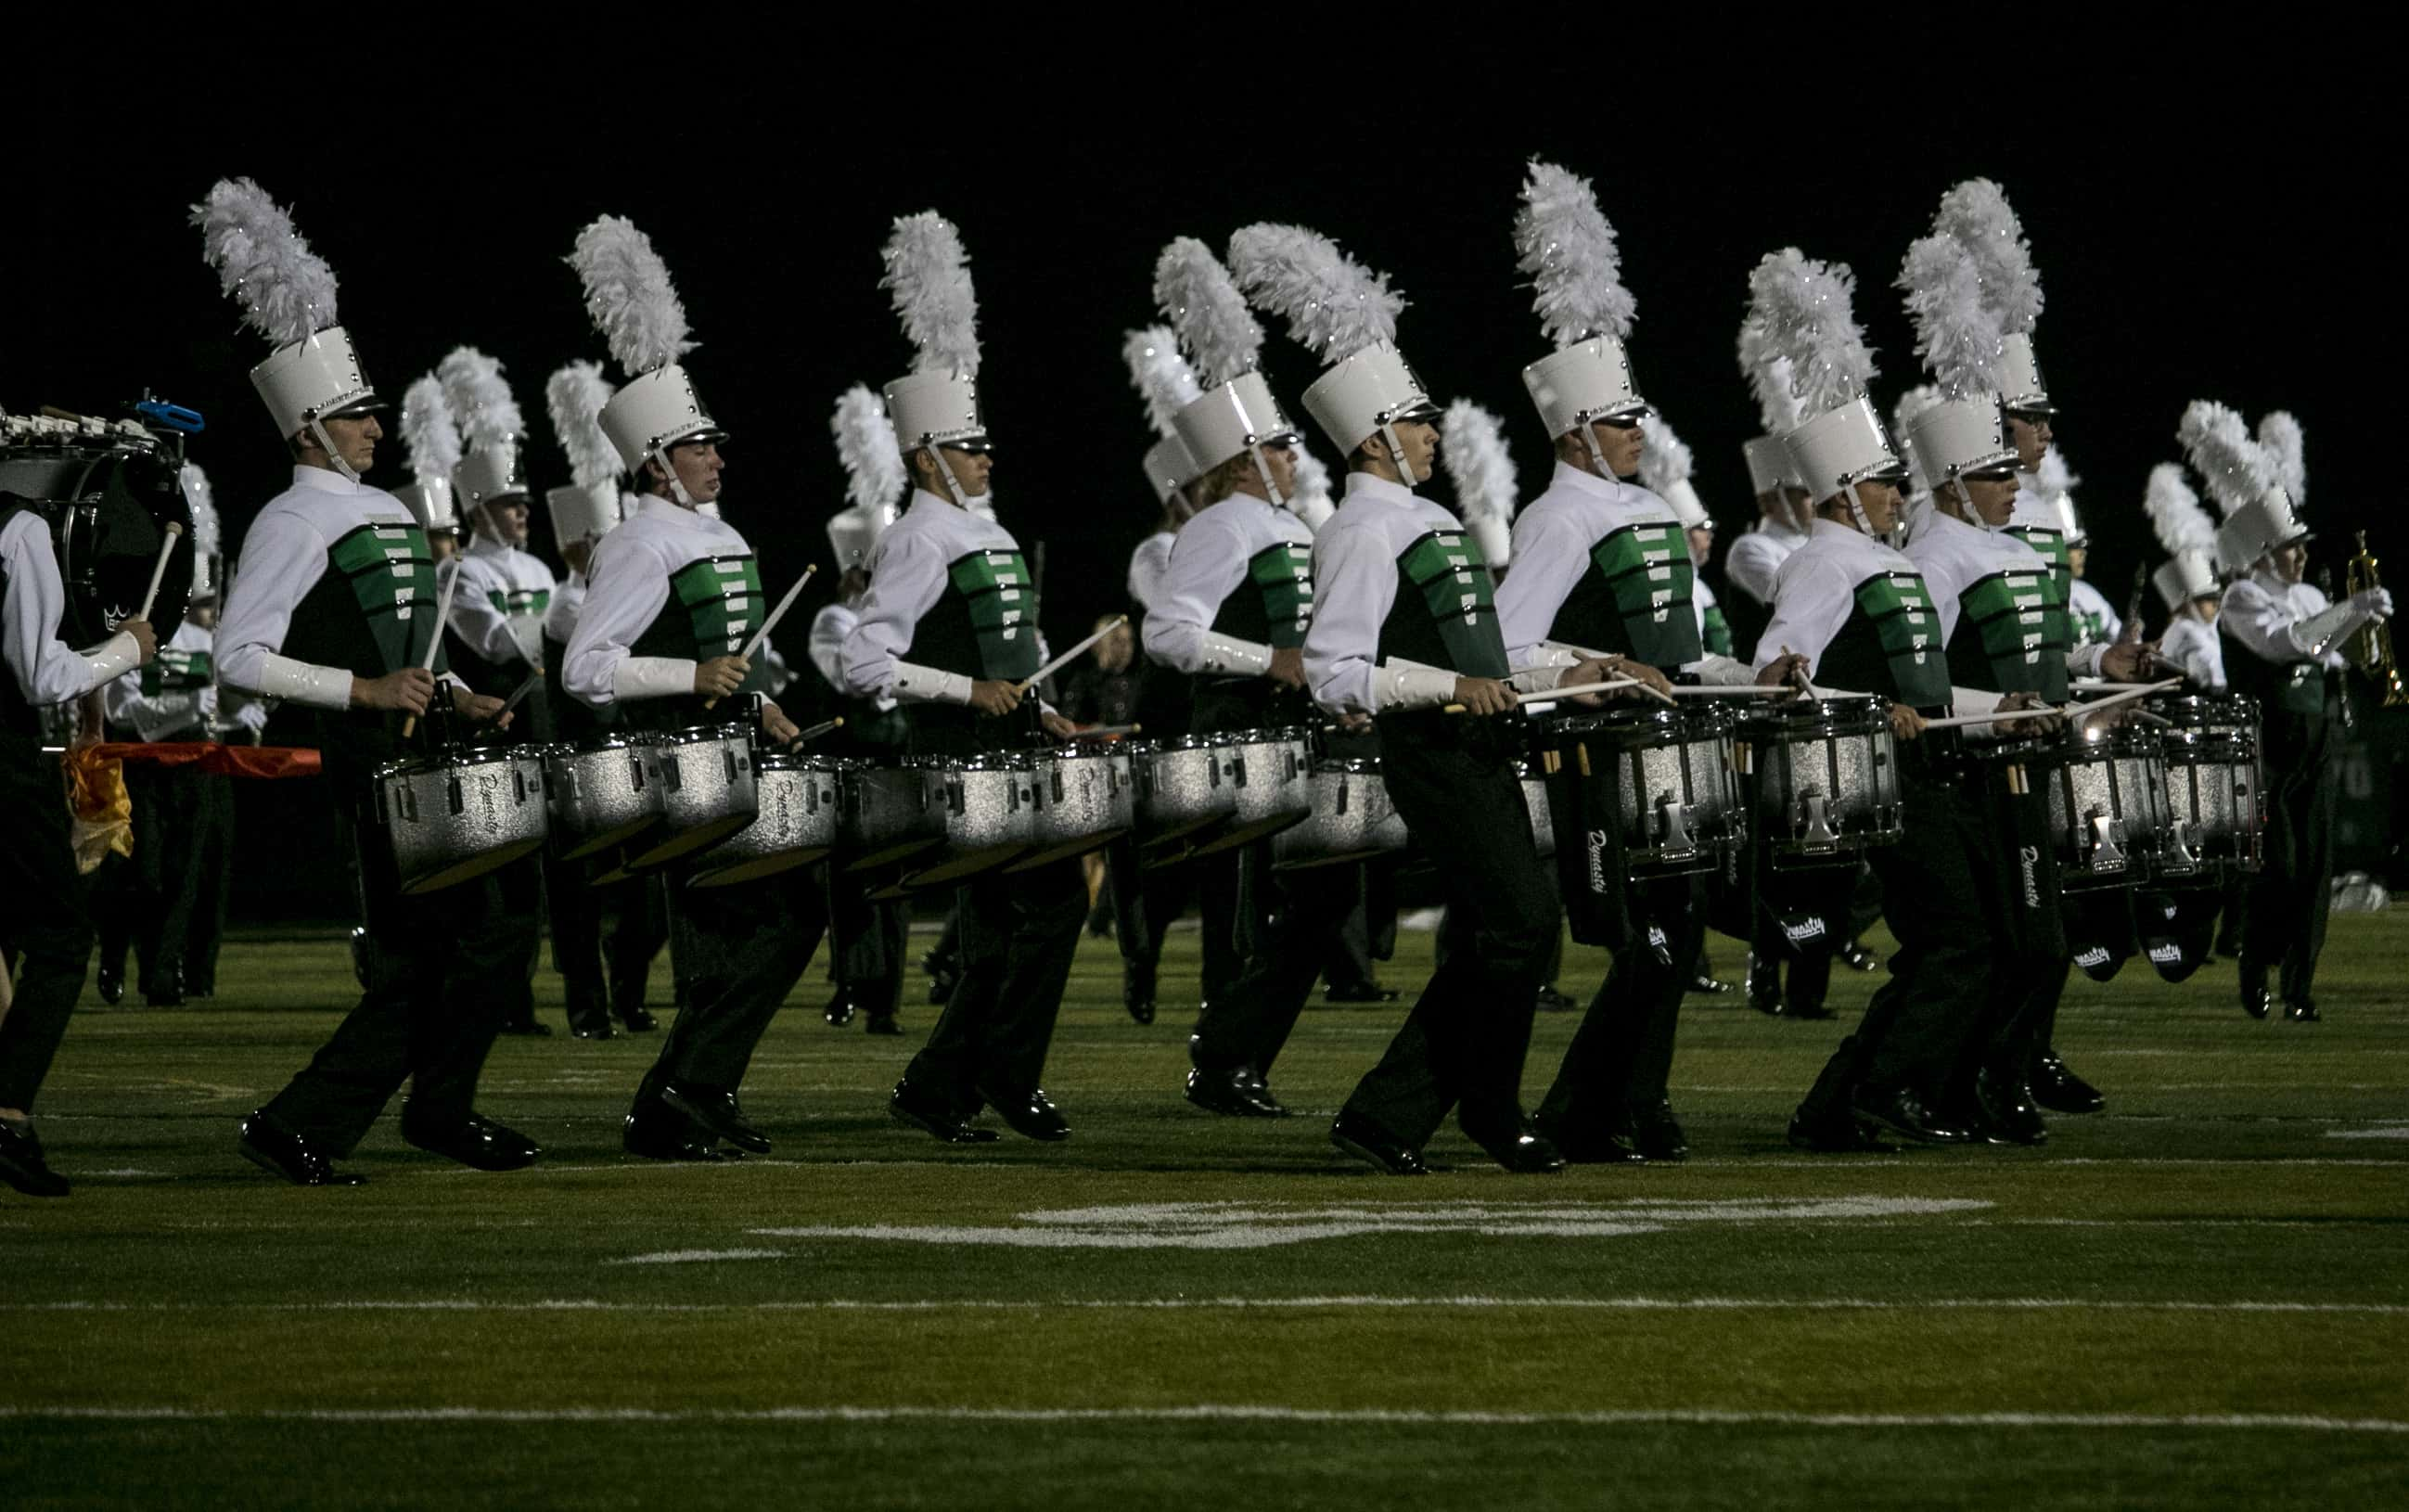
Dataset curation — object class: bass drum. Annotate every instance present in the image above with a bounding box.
[0,438,194,643]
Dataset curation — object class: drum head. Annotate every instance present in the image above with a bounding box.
[840,835,947,873]
[687,844,835,890]
[397,836,544,896]
[625,811,759,871]
[557,813,662,861]
[903,841,1028,889]
[1186,810,1308,858]
[2,445,194,644]
[1005,826,1132,874]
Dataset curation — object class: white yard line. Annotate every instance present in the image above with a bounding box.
[10,1295,2405,1315]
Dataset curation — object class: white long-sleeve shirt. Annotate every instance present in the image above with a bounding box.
[842,489,1032,706]
[1750,519,1950,714]
[544,570,586,647]
[2067,576,2121,647]
[1141,492,1313,677]
[1723,514,1808,608]
[450,533,556,667]
[562,493,762,710]
[2159,613,2227,691]
[217,465,430,710]
[1127,531,1174,612]
[2221,570,2351,670]
[2,507,138,708]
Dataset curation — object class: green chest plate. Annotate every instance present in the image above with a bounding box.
[1249,542,1315,649]
[1827,570,1950,708]
[948,548,1042,682]
[1389,529,1508,679]
[489,585,553,619]
[2004,525,2075,649]
[1587,522,1699,667]
[330,522,439,674]
[1701,602,1733,659]
[669,555,764,659]
[1949,569,2069,700]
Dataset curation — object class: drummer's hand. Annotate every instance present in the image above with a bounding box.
[695,656,750,699]
[969,679,1024,716]
[1453,676,1515,716]
[353,667,436,714]
[759,699,801,746]
[1995,690,2060,736]
[451,683,511,729]
[1337,711,1374,733]
[1041,711,1080,741]
[1267,647,1308,689]
[1888,702,1928,742]
[1757,654,1810,698]
[2100,641,2156,683]
[121,619,159,665]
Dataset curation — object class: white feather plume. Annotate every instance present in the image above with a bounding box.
[545,362,621,490]
[1440,400,1518,527]
[1746,249,1875,415]
[2257,412,2306,505]
[2145,463,2219,557]
[881,211,980,378]
[1288,443,1334,532]
[569,215,695,378]
[1934,178,2044,337]
[2177,400,2277,516]
[191,177,340,347]
[830,384,908,513]
[1121,327,1201,440]
[2034,444,2080,499]
[1896,233,2003,397]
[1153,237,1264,387]
[400,375,463,486]
[1892,383,1943,448]
[437,347,523,453]
[180,464,220,558]
[1635,414,1695,495]
[1736,320,1805,437]
[1227,224,1404,363]
[1514,160,1636,347]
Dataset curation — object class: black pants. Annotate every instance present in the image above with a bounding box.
[828,872,908,1017]
[1191,853,1363,1078]
[634,865,827,1106]
[2244,712,2339,1004]
[97,761,234,999]
[1540,876,1702,1143]
[545,848,609,1016]
[259,779,519,1153]
[904,856,1086,1114]
[1342,727,1552,1147]
[493,849,546,1029]
[0,744,94,1113]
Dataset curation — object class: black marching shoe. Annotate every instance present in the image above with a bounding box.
[347,927,371,990]
[2029,1051,2104,1115]
[403,1111,543,1172]
[1787,1108,1895,1154]
[1688,971,1735,997]
[1970,1067,2048,1147]
[1534,982,1579,1014]
[660,1083,773,1154]
[1851,1086,1973,1146]
[1533,1112,1646,1165]
[1747,954,1783,1017]
[2286,997,2321,1022]
[610,974,659,1033]
[237,1112,366,1186]
[1123,957,1157,1026]
[889,1079,1000,1144]
[497,1012,553,1038]
[1185,1065,1283,1119]
[1837,939,1881,973]
[865,1007,903,1036]
[2238,959,2272,1019]
[96,961,125,1006]
[566,990,615,1041]
[1329,1110,1428,1176]
[0,1119,70,1198]
[921,951,961,1006]
[145,962,186,1008]
[1323,980,1399,1005]
[1632,1100,1689,1161]
[622,1105,736,1162]
[823,989,858,1028]
[978,1085,1071,1143]
[1468,1123,1567,1174]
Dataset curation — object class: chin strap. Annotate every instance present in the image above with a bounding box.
[930,447,971,507]
[650,448,695,507]
[1377,418,1421,488]
[1249,442,1287,506]
[306,418,360,483]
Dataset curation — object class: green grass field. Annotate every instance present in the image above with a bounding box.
[6,908,2407,1510]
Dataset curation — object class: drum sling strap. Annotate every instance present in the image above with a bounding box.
[1977,754,2070,964]
[1539,726,1635,950]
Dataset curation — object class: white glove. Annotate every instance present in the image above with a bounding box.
[199,685,221,719]
[2351,586,2394,621]
[237,700,272,732]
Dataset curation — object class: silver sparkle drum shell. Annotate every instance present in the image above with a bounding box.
[375,748,549,896]
[1133,736,1239,850]
[1187,726,1311,858]
[1271,757,1409,871]
[1009,745,1134,872]
[838,758,950,872]
[1733,698,1902,866]
[544,732,665,859]
[625,723,760,871]
[687,750,846,889]
[2153,695,2262,872]
[1557,704,1741,878]
[909,752,1038,887]
[2039,724,2165,890]
[1521,765,1555,860]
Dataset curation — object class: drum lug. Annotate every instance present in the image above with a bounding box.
[1798,790,1839,850]
[446,775,466,817]
[2164,820,2199,874]
[2085,810,2126,875]
[1655,793,1697,859]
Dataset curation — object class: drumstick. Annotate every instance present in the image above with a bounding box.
[1016,614,1128,696]
[2071,680,2171,691]
[1442,677,1639,713]
[135,521,184,622]
[789,716,845,745]
[1550,645,1678,705]
[2069,677,2183,723]
[1077,723,1143,737]
[496,670,544,718]
[1782,645,1826,701]
[1919,678,2184,732]
[1662,684,1789,697]
[398,553,463,739]
[703,565,820,711]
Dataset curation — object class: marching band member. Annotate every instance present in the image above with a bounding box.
[201,179,533,1185]
[2191,404,2389,1022]
[561,215,819,1161]
[843,211,1085,1147]
[2144,465,2228,691]
[1723,328,1815,663]
[1236,221,1613,1175]
[2041,451,2120,647]
[1140,242,1337,1117]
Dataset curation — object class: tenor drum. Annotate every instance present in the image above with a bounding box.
[1186,726,1311,858]
[544,731,664,859]
[1546,705,1741,879]
[624,723,760,870]
[1733,698,1903,865]
[1,425,195,644]
[837,758,950,872]
[1132,736,1239,852]
[908,752,1038,886]
[1271,757,1409,871]
[2036,723,2166,890]
[374,747,549,895]
[2152,694,2262,873]
[1010,743,1134,871]
[687,750,846,889]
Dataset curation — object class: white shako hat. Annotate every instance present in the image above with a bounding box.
[568,216,725,494]
[1736,321,1809,496]
[1154,237,1301,502]
[440,347,532,523]
[878,211,990,506]
[193,178,386,463]
[1935,179,2050,416]
[828,383,907,569]
[1441,399,1518,569]
[1896,232,2018,496]
[2182,400,2308,570]
[1513,160,1648,441]
[181,464,221,600]
[1749,250,1906,514]
[544,360,625,547]
[1121,324,1205,505]
[1637,414,1710,531]
[2145,462,2221,609]
[1227,224,1438,481]
[397,373,464,534]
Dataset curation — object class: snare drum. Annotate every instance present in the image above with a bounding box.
[1271,757,1409,871]
[1187,726,1311,857]
[1132,736,1239,852]
[687,750,845,889]
[1010,744,1134,871]
[1544,705,1741,879]
[908,751,1038,887]
[2035,723,2165,890]
[837,758,949,872]
[374,746,549,894]
[1732,698,1903,865]
[545,731,664,859]
[2152,694,2262,873]
[623,723,760,871]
